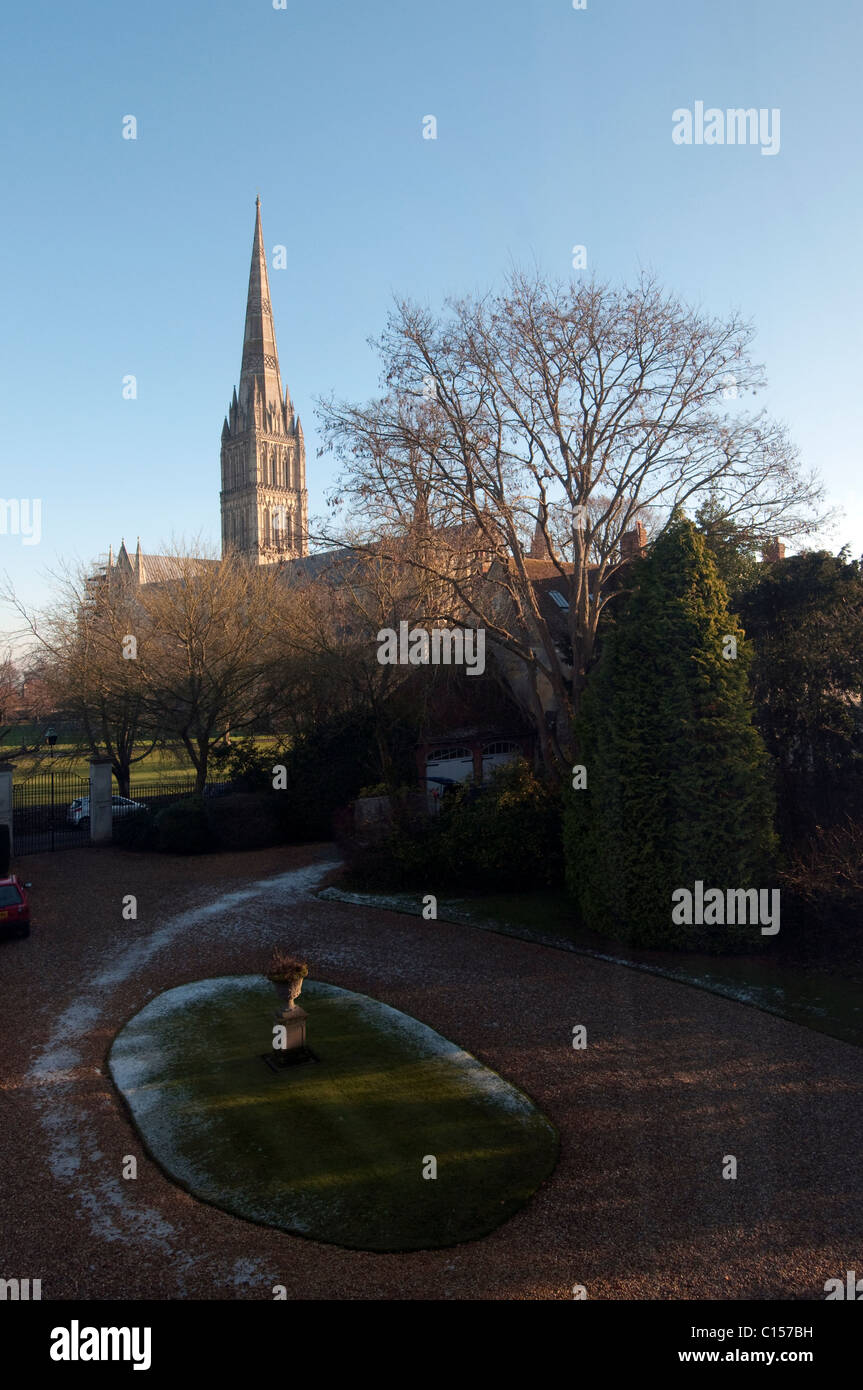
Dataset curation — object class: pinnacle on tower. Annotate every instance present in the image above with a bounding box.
[620,520,648,560]
[529,503,554,560]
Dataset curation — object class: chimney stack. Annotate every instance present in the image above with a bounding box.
[762,539,786,563]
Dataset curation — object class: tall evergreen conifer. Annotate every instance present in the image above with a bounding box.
[565,515,776,948]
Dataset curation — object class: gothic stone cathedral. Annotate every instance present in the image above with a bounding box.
[109,199,308,583]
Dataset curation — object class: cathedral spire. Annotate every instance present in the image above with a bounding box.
[239,197,283,413]
[220,198,308,565]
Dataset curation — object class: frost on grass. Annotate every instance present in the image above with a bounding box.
[108,975,558,1250]
[315,983,543,1124]
[114,976,544,1128]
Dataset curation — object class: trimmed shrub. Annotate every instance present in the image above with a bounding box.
[276,714,392,843]
[205,792,285,851]
[347,759,563,892]
[437,760,562,890]
[154,796,213,855]
[113,808,157,851]
[210,740,281,793]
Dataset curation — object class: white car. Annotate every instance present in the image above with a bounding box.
[67,795,146,826]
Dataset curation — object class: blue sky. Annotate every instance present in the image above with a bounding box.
[1,0,861,621]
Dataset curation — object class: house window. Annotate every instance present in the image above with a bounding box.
[427,748,472,763]
[549,589,569,609]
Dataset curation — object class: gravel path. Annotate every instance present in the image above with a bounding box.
[1,843,860,1301]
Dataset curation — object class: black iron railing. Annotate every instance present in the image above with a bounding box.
[12,768,92,855]
[11,772,233,855]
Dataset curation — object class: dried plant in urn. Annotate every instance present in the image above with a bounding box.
[266,947,309,1011]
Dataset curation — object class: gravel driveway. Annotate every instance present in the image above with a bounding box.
[1,843,860,1300]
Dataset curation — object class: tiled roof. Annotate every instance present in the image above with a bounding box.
[280,548,358,583]
[139,555,220,583]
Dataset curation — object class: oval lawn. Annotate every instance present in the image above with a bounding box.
[109,976,558,1251]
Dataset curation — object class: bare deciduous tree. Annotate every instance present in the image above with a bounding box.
[0,649,18,745]
[136,545,283,791]
[2,562,159,791]
[267,537,454,786]
[319,271,828,769]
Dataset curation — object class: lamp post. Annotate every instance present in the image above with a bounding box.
[45,727,57,850]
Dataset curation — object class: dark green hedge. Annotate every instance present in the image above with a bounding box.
[348,760,563,893]
[154,796,212,855]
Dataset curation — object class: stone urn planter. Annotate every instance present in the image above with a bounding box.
[265,950,310,1063]
[273,974,305,1011]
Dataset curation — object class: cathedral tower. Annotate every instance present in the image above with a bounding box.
[220,198,307,562]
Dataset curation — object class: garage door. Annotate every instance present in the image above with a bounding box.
[481,741,519,778]
[426,747,474,783]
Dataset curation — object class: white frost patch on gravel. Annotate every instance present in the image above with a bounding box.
[40,1109,83,1179]
[231,1257,275,1293]
[319,886,420,915]
[29,1046,82,1083]
[93,860,340,991]
[25,857,338,1281]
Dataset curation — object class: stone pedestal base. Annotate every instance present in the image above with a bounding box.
[263,1003,315,1072]
[274,1004,307,1052]
[261,1045,317,1072]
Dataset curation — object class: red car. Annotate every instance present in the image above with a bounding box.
[0,876,31,939]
